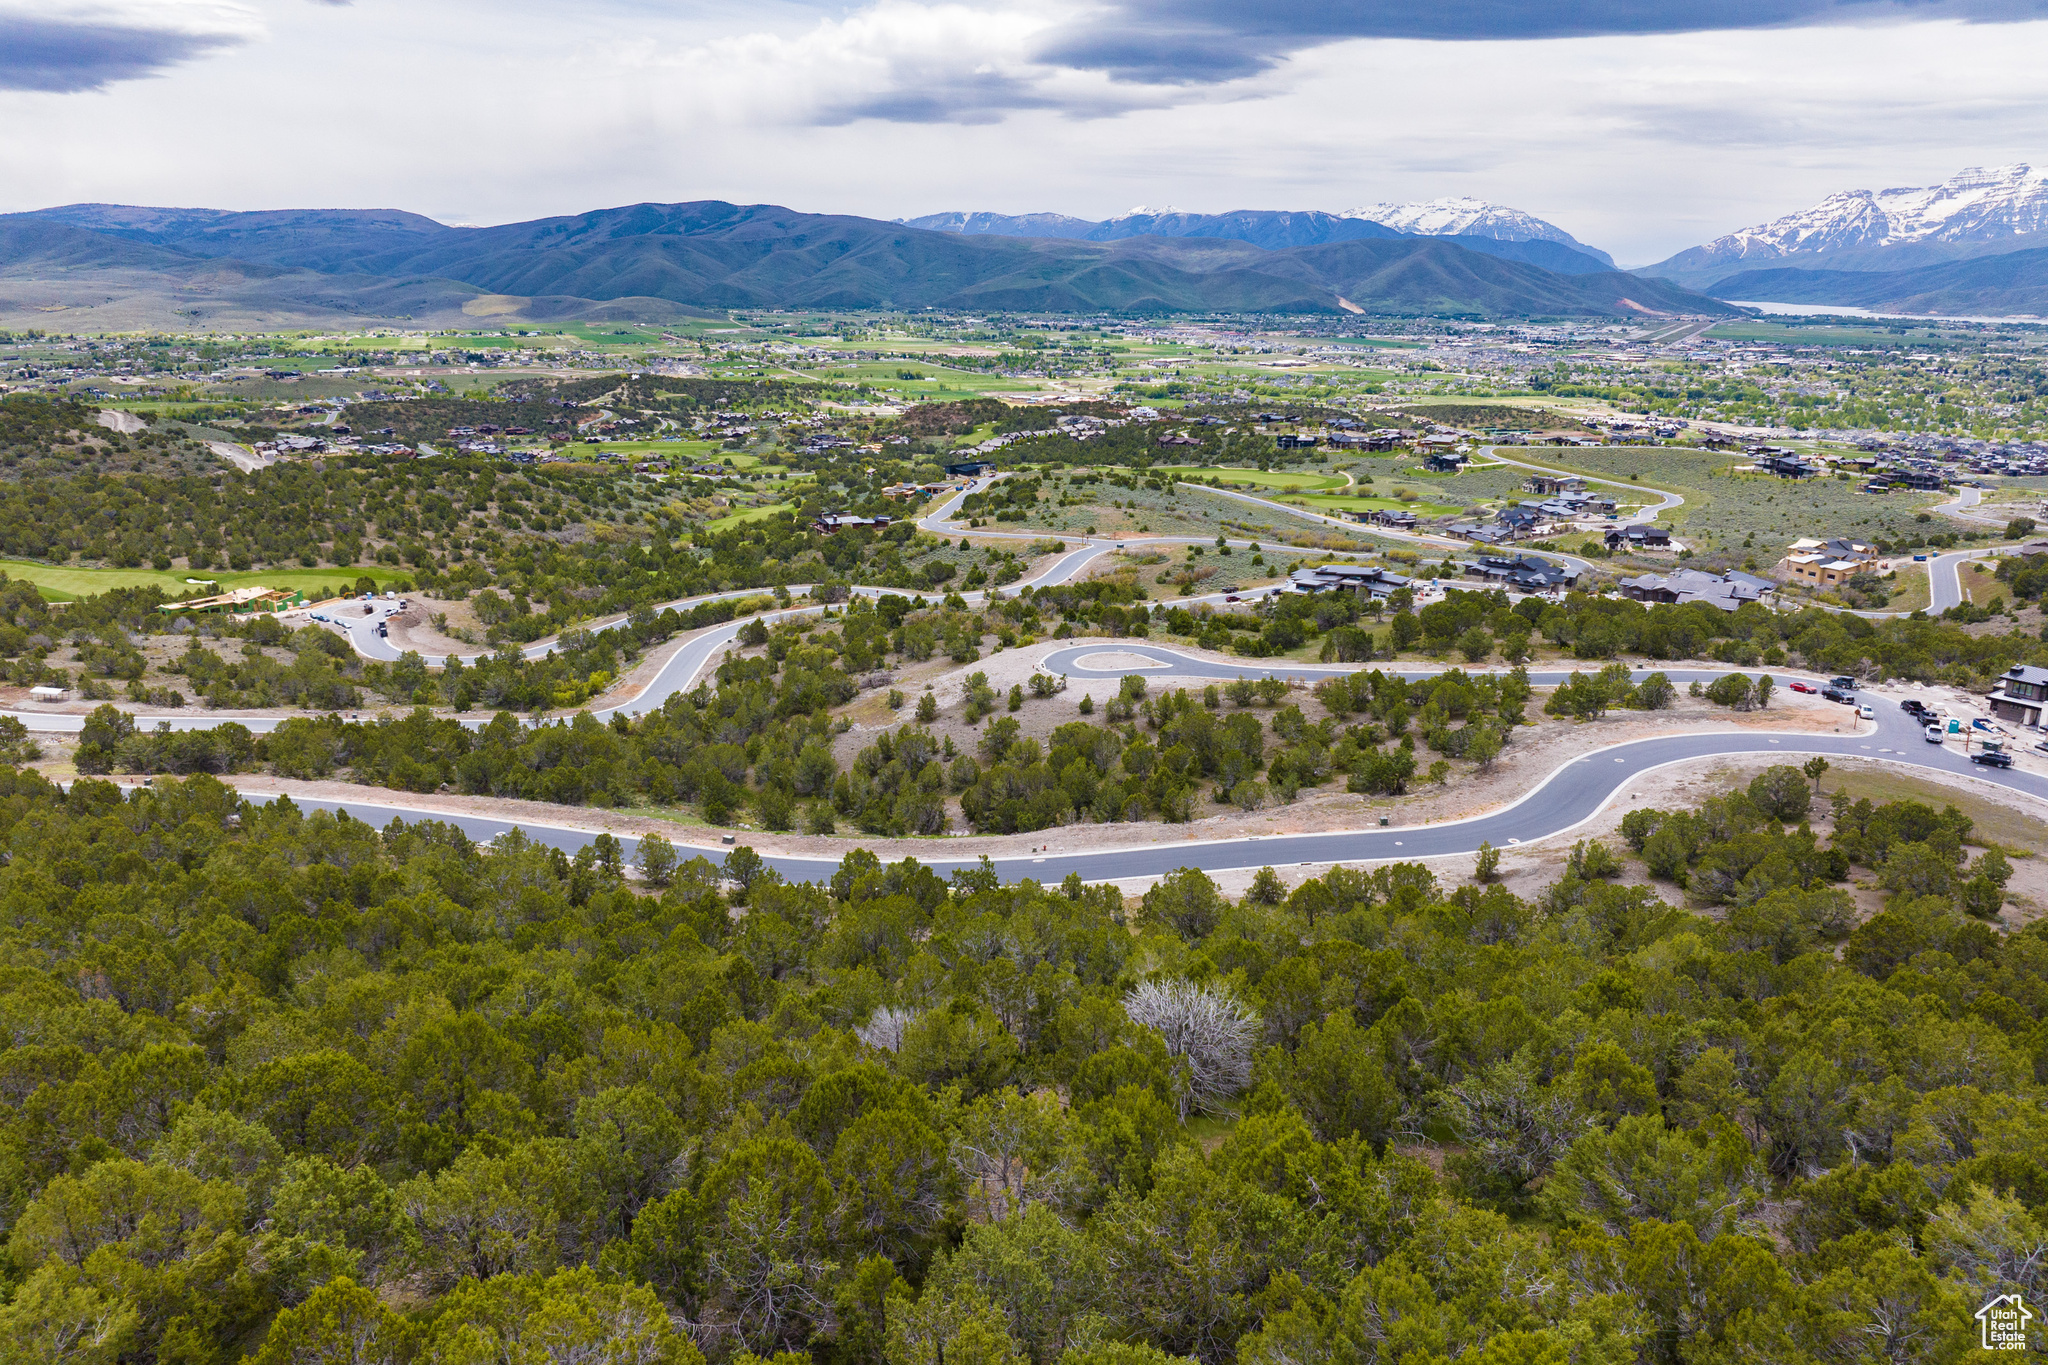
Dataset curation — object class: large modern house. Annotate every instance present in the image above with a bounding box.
[1617,568,1776,612]
[1288,563,1412,597]
[1783,537,1877,589]
[1988,665,2048,728]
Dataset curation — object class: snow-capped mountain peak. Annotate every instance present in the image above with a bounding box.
[1658,164,2048,275]
[1347,196,1548,241]
[1338,196,1613,265]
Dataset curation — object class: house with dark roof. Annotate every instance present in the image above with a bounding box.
[1755,453,1820,479]
[1288,563,1411,597]
[1617,569,1774,612]
[1989,665,2048,727]
[1606,524,1672,549]
[1448,523,1516,544]
[812,514,892,534]
[1496,506,1543,535]
[1466,554,1580,592]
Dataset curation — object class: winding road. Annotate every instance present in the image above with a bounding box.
[152,663,2048,884]
[33,462,2047,885]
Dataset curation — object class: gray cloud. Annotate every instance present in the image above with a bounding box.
[818,72,1061,126]
[0,14,245,92]
[1037,0,2048,82]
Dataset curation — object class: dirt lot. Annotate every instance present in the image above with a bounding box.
[382,596,487,656]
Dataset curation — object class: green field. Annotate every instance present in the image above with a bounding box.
[0,561,404,603]
[1285,493,1463,517]
[1160,467,1347,491]
[801,362,1028,399]
[704,503,796,532]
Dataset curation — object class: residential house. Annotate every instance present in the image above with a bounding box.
[1524,474,1586,496]
[1783,536,1877,588]
[1755,453,1821,479]
[158,586,306,616]
[812,514,892,534]
[1367,509,1418,530]
[1496,505,1543,536]
[1328,432,1398,451]
[1288,563,1411,597]
[945,460,996,479]
[1276,434,1320,449]
[1988,665,2048,727]
[1448,523,1517,545]
[1617,569,1775,612]
[1424,450,1467,473]
[1466,555,1580,592]
[1606,525,1672,549]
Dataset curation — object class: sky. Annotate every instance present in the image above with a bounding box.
[6,0,2048,264]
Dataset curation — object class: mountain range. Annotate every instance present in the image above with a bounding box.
[0,200,1727,329]
[1642,164,2048,292]
[904,197,1619,271]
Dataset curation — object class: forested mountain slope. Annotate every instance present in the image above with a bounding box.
[1,201,1733,319]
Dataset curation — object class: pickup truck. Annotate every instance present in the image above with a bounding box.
[1822,687,1856,704]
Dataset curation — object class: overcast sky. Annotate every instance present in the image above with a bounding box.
[6,0,2048,264]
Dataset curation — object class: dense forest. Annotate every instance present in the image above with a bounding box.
[0,765,2040,1363]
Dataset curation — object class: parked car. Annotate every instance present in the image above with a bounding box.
[1829,676,1856,689]
[1790,680,1816,694]
[1926,724,1946,743]
[1858,704,1875,719]
[1972,750,2014,768]
[1823,687,1856,704]
[1900,698,1927,716]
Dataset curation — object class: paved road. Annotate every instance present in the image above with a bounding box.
[1481,447,1685,531]
[45,466,2046,884]
[1047,643,1760,689]
[177,684,2047,884]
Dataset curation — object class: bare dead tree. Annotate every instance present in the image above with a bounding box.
[1123,979,1261,1120]
[856,1005,920,1053]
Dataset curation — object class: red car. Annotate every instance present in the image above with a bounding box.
[1790,681,1816,693]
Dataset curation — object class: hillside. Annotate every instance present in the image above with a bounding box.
[1708,246,2048,316]
[13,203,454,272]
[0,199,1733,320]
